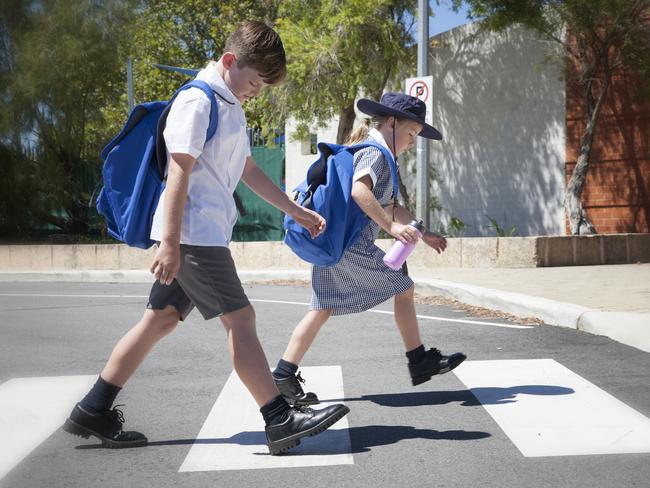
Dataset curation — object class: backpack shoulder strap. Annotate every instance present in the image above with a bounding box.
[183,79,219,141]
[348,142,399,201]
[155,79,219,178]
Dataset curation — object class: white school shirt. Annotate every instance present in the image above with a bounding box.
[150,62,251,246]
[352,128,394,188]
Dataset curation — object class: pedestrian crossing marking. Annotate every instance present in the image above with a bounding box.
[178,366,353,472]
[0,375,96,480]
[453,359,650,457]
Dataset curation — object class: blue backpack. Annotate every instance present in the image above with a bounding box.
[96,80,219,249]
[284,141,398,266]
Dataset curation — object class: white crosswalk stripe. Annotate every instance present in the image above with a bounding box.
[0,375,96,480]
[453,359,650,456]
[178,366,353,471]
[3,359,650,481]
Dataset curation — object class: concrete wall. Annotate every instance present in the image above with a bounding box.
[284,118,339,196]
[425,23,567,237]
[284,23,567,237]
[1,234,648,271]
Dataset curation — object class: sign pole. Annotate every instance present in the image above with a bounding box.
[416,0,430,227]
[127,58,134,114]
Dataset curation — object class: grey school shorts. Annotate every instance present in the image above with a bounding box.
[147,244,250,321]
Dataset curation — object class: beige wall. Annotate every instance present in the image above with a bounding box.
[1,234,648,270]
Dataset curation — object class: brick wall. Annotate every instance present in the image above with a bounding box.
[566,66,650,234]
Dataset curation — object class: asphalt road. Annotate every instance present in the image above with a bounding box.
[1,282,648,488]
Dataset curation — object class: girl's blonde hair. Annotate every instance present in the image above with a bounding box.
[345,115,390,145]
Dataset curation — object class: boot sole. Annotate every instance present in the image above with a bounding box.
[411,354,467,386]
[62,418,148,449]
[268,405,350,455]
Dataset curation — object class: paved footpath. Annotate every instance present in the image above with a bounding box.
[407,263,650,354]
[410,263,650,313]
[0,282,648,488]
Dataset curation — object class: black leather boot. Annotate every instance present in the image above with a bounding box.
[408,348,467,386]
[63,403,148,448]
[273,371,320,406]
[265,403,349,455]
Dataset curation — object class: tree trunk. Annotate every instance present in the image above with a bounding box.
[336,102,357,145]
[565,72,610,235]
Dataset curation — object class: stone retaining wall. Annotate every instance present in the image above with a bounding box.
[1,234,648,270]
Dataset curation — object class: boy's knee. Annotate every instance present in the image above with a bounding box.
[143,307,180,336]
[220,304,256,331]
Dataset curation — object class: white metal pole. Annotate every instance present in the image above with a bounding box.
[416,0,430,227]
[127,58,134,113]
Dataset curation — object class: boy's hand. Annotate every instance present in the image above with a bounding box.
[291,206,326,238]
[150,241,181,285]
[390,222,420,244]
[422,231,447,254]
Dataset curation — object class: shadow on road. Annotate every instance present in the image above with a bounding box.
[326,385,575,406]
[74,425,491,454]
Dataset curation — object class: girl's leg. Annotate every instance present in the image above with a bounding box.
[394,285,467,385]
[272,309,332,406]
[393,285,423,351]
[281,309,333,365]
[101,305,181,387]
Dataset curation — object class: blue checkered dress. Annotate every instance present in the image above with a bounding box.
[310,137,414,315]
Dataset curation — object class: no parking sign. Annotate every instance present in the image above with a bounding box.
[404,76,433,126]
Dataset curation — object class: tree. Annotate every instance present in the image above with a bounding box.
[125,0,283,130]
[0,0,135,238]
[264,0,418,144]
[456,0,650,235]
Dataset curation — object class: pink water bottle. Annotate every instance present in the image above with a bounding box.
[383,219,425,270]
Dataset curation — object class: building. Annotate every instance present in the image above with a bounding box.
[284,22,650,236]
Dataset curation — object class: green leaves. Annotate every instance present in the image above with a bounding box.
[0,0,136,238]
[271,0,417,142]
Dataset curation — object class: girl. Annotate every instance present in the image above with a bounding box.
[273,92,467,405]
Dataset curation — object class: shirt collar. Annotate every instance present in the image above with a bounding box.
[195,61,239,106]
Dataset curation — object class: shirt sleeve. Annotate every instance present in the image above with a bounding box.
[163,88,212,159]
[352,147,385,189]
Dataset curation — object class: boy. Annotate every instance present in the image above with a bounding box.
[63,21,349,456]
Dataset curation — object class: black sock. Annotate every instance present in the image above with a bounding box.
[79,376,121,413]
[272,358,298,379]
[260,395,291,426]
[406,344,426,364]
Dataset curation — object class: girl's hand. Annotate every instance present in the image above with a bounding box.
[389,222,420,244]
[422,231,447,253]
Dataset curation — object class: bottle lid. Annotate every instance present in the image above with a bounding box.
[410,219,425,232]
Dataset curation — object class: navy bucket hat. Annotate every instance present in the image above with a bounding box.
[357,92,442,140]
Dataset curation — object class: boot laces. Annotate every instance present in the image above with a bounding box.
[107,404,125,427]
[429,348,442,358]
[295,404,314,414]
[291,372,306,395]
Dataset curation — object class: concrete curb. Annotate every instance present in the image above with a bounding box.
[0,269,647,353]
[413,278,649,353]
[0,269,312,283]
[413,278,590,328]
[0,269,154,283]
[578,311,650,353]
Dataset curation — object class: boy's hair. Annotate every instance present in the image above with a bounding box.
[225,20,286,85]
